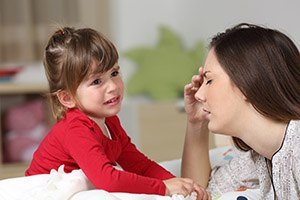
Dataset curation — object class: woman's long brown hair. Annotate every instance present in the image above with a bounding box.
[210,23,300,151]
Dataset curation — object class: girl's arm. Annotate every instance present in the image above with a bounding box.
[116,124,174,180]
[65,123,169,195]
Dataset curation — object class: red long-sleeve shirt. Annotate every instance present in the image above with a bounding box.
[25,108,174,195]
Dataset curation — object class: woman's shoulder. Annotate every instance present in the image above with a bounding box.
[272,120,300,160]
[288,120,300,152]
[284,120,300,146]
[288,120,300,132]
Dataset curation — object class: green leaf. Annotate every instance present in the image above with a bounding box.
[123,25,207,100]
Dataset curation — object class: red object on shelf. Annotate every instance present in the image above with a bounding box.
[0,67,22,76]
[0,66,22,82]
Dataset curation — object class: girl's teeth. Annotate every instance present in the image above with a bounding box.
[107,97,117,104]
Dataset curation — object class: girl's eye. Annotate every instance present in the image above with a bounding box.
[91,79,101,85]
[111,70,119,77]
[206,80,212,85]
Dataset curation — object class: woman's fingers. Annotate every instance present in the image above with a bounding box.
[191,75,201,90]
[185,66,204,91]
[191,66,205,90]
[164,178,197,197]
[181,179,195,195]
[193,183,211,200]
[184,83,194,95]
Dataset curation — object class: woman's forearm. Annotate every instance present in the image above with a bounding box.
[181,121,211,188]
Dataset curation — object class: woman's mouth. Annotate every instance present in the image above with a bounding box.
[203,108,211,114]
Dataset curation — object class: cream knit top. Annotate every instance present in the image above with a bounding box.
[207,120,300,200]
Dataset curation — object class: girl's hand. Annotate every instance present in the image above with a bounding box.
[184,67,207,124]
[163,177,195,197]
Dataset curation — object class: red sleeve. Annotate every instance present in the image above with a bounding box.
[65,117,170,195]
[110,117,175,180]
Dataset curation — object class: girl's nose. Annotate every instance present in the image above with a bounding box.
[106,79,118,92]
[194,84,206,102]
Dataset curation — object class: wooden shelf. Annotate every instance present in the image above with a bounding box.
[0,82,48,94]
[0,82,49,179]
[0,163,29,179]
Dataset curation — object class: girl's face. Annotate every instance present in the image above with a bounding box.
[195,49,247,135]
[76,62,124,121]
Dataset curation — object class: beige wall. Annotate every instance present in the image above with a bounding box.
[137,102,217,162]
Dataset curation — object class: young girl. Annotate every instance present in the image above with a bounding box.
[181,23,300,199]
[25,27,208,198]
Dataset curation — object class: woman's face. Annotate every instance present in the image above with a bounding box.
[195,49,247,135]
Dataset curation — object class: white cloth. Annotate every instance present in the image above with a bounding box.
[0,146,261,200]
[0,165,196,200]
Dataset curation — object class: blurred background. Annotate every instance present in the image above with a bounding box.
[0,0,299,178]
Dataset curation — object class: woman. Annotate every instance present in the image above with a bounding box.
[181,23,300,199]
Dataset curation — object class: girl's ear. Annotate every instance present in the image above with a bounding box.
[57,90,76,108]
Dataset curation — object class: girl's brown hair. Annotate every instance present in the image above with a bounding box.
[43,27,119,121]
[210,23,300,151]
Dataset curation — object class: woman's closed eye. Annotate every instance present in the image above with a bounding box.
[206,79,212,85]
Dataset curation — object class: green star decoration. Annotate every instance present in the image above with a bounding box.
[124,26,207,100]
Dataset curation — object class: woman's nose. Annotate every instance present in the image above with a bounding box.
[194,84,206,102]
